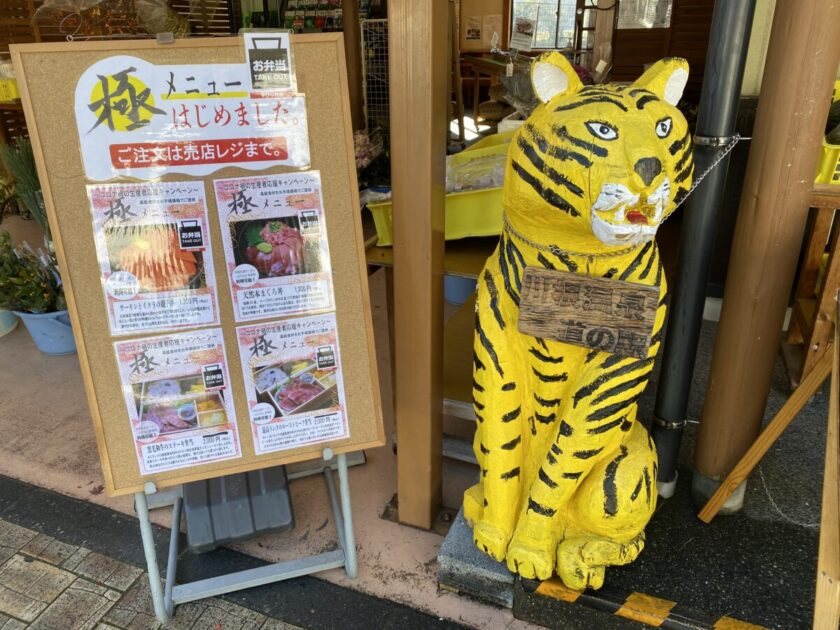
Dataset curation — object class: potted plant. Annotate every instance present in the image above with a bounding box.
[0,230,75,355]
[0,138,50,244]
[0,170,19,337]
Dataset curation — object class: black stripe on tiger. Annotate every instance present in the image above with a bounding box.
[675,164,692,184]
[554,96,628,112]
[636,94,657,109]
[536,338,549,351]
[473,352,485,372]
[524,124,592,168]
[573,357,653,407]
[535,394,562,407]
[502,382,516,391]
[537,252,556,269]
[619,241,653,281]
[574,447,604,459]
[511,161,580,217]
[628,88,654,97]
[585,349,600,363]
[601,354,629,370]
[484,270,506,331]
[497,236,520,306]
[553,125,609,158]
[529,415,537,436]
[562,471,583,480]
[501,436,521,450]
[587,417,625,435]
[654,260,663,286]
[558,420,574,437]
[639,246,657,280]
[621,417,633,432]
[527,497,556,517]
[505,239,523,292]
[604,446,629,516]
[516,136,584,197]
[501,467,521,480]
[546,448,557,465]
[630,476,643,502]
[669,131,690,156]
[675,145,693,172]
[475,314,504,378]
[674,186,689,206]
[529,347,564,363]
[474,401,485,411]
[549,246,579,272]
[591,373,650,406]
[588,394,642,422]
[472,378,484,393]
[480,443,490,455]
[532,367,568,383]
[603,267,618,279]
[501,406,522,423]
[643,466,652,504]
[649,327,663,347]
[535,411,556,425]
[539,468,558,489]
[551,444,563,456]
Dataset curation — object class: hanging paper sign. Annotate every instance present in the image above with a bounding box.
[87,181,221,336]
[74,55,310,181]
[237,313,348,455]
[115,328,241,475]
[214,171,335,322]
[243,31,296,93]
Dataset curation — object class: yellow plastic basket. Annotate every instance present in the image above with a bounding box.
[368,133,513,247]
[815,80,840,185]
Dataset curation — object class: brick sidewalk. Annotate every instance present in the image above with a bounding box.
[0,519,300,630]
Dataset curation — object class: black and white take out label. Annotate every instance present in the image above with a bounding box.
[243,31,296,93]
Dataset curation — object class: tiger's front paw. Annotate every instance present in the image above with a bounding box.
[556,534,645,590]
[506,538,555,580]
[463,483,485,526]
[472,519,511,562]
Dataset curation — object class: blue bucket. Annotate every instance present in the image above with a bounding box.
[13,309,77,355]
[444,276,478,306]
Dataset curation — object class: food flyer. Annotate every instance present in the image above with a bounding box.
[114,328,241,475]
[88,181,220,336]
[214,171,334,321]
[237,313,348,454]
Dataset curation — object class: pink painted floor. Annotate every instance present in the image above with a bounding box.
[0,273,529,629]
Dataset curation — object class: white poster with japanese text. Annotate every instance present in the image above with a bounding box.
[87,181,220,336]
[74,56,310,181]
[115,328,241,475]
[214,171,334,322]
[237,313,348,454]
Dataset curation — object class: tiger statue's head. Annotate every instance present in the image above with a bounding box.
[504,53,692,251]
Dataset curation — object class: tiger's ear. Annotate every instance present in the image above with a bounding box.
[531,51,584,104]
[632,58,689,106]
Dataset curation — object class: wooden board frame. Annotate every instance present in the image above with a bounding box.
[10,35,384,496]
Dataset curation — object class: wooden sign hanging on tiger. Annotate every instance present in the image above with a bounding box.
[518,267,658,359]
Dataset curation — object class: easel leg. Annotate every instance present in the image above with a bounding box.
[134,491,172,624]
[337,453,358,578]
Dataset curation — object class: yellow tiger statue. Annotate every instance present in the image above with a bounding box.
[464,53,692,590]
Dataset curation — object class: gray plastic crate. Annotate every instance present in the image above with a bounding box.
[182,466,294,553]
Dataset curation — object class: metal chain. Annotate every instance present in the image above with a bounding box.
[503,133,746,258]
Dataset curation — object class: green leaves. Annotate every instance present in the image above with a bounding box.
[0,230,64,313]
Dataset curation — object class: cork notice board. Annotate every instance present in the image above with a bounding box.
[10,35,384,496]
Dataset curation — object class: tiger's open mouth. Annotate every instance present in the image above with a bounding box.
[590,179,671,246]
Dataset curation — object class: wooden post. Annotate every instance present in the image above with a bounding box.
[389,0,447,528]
[342,0,365,130]
[694,0,840,493]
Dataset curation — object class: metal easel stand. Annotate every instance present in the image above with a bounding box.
[133,449,358,624]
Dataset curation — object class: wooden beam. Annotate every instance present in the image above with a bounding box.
[389,0,447,529]
[697,347,832,523]
[342,0,365,130]
[694,0,840,484]
[814,310,840,628]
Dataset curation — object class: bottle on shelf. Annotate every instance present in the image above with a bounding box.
[315,1,327,30]
[284,0,298,29]
[304,0,316,29]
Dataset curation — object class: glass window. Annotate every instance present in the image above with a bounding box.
[511,0,578,49]
[616,0,673,29]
